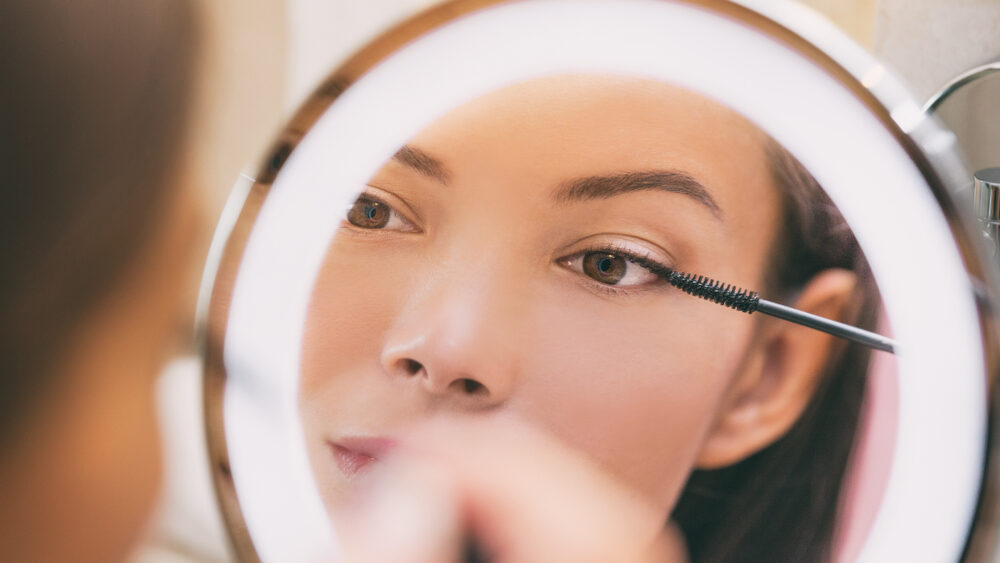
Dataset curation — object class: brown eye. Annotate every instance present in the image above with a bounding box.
[582,252,627,284]
[347,197,390,229]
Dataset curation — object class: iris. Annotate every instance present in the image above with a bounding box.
[347,197,390,229]
[583,252,627,284]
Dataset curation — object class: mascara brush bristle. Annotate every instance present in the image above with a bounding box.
[665,270,760,313]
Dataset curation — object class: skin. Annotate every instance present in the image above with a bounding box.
[0,186,199,563]
[299,75,856,531]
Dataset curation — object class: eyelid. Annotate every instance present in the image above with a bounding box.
[361,184,423,224]
[560,236,676,271]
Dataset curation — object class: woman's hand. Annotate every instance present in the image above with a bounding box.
[337,415,687,563]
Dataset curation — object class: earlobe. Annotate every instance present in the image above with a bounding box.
[694,268,859,469]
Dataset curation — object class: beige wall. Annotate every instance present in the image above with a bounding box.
[189,0,286,215]
[185,0,287,312]
[800,0,877,46]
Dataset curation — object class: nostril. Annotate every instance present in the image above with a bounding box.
[458,378,487,395]
[402,358,423,376]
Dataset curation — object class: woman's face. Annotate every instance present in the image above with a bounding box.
[300,76,783,518]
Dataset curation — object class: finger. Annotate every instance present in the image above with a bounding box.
[401,415,675,562]
[337,455,464,563]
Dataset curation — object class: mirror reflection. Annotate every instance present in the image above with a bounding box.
[297,74,884,560]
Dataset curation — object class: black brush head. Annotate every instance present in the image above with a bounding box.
[665,270,760,313]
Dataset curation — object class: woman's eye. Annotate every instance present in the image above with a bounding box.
[345,196,415,232]
[566,250,663,288]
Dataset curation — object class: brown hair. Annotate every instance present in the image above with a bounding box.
[671,138,879,562]
[0,1,199,448]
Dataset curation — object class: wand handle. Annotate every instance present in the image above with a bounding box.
[757,299,896,354]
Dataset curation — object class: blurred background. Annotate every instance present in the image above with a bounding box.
[141,0,1000,561]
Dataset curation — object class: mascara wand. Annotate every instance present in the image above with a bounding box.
[665,270,897,355]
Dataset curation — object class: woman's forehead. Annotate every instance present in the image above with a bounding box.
[411,76,767,177]
[404,75,781,237]
[418,75,762,140]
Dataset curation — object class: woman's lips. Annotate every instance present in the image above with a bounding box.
[327,437,397,479]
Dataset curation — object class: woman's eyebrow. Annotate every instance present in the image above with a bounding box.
[392,144,451,184]
[553,170,723,219]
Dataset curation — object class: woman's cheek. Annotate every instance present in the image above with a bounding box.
[510,285,752,511]
[301,240,413,390]
[300,241,409,446]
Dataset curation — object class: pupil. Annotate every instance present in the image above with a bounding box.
[598,257,612,273]
[366,205,378,220]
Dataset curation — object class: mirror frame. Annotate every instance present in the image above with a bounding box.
[197,1,1000,560]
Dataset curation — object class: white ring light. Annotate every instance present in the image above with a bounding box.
[208,1,988,561]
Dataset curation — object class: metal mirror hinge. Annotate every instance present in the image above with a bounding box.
[974,168,1000,261]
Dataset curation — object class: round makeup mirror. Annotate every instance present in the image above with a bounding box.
[198,1,1000,561]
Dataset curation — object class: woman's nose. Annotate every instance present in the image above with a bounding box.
[379,262,523,409]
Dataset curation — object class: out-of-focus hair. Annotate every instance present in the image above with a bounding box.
[0,0,199,448]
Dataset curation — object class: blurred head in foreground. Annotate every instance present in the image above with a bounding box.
[0,2,199,561]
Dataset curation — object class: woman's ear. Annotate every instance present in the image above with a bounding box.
[694,268,859,469]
